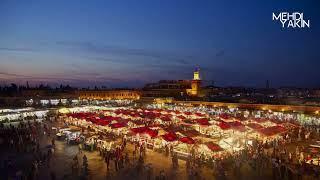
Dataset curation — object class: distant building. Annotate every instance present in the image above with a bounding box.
[142,68,207,98]
[144,80,190,90]
[187,68,202,96]
[77,90,141,100]
[142,80,190,98]
[277,87,310,98]
[310,89,320,98]
[142,68,211,98]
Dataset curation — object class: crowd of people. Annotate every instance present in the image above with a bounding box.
[1,107,320,180]
[197,126,320,179]
[0,120,56,180]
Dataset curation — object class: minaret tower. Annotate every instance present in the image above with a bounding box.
[190,67,201,96]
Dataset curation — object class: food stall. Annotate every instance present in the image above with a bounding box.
[173,137,195,159]
[198,142,223,159]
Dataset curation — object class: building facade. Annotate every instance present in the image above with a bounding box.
[77,90,141,100]
[187,68,202,96]
[142,80,191,98]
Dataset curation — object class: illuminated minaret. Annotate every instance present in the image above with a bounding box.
[190,67,201,96]
[193,67,200,80]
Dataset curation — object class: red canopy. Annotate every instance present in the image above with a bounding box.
[144,112,160,119]
[229,121,246,132]
[131,120,145,125]
[257,125,286,136]
[68,112,97,119]
[196,118,210,126]
[162,132,178,142]
[195,112,205,117]
[132,113,140,118]
[176,115,186,120]
[117,118,130,124]
[131,126,148,134]
[206,142,222,152]
[218,122,231,130]
[219,113,230,119]
[179,137,195,144]
[247,123,263,130]
[184,112,192,116]
[99,121,110,126]
[110,122,127,129]
[114,110,123,115]
[145,128,158,138]
[130,127,158,138]
[99,116,111,121]
[160,116,172,122]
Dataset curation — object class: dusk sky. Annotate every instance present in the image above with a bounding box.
[0,0,319,88]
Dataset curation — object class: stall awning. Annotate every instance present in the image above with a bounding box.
[246,123,263,130]
[130,127,158,138]
[257,125,286,136]
[162,132,178,142]
[96,120,110,126]
[196,118,210,126]
[145,128,158,138]
[179,137,195,144]
[160,116,172,122]
[131,126,148,134]
[205,142,222,152]
[195,112,205,117]
[218,122,231,130]
[219,113,230,119]
[228,121,246,132]
[110,122,127,129]
[176,115,186,120]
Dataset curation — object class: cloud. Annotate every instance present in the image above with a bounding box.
[0,69,124,82]
[0,72,32,78]
[56,40,193,66]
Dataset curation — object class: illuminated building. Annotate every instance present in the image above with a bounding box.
[142,68,205,98]
[187,68,202,96]
[142,80,190,97]
[77,90,141,100]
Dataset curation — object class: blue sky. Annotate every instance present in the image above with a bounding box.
[0,0,319,88]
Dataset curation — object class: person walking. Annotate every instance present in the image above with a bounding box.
[125,152,130,166]
[159,170,166,180]
[51,138,55,147]
[83,154,88,169]
[114,158,118,171]
[105,154,110,170]
[78,143,82,154]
